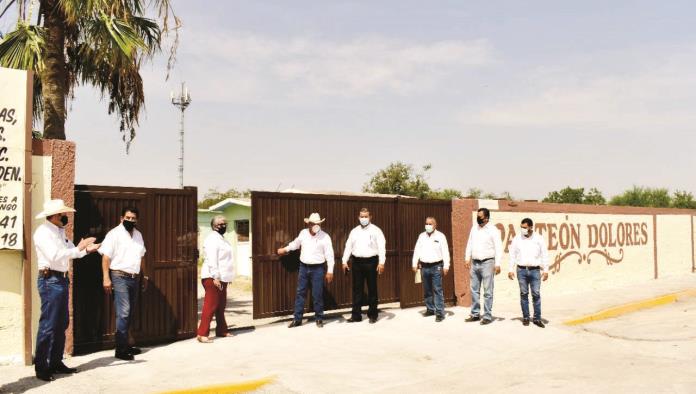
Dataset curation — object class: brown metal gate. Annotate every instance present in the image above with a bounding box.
[72,185,198,354]
[251,191,455,319]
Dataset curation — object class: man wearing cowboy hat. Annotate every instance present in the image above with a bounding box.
[33,199,99,382]
[277,213,335,328]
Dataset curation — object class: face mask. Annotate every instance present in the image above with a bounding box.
[60,215,69,226]
[476,217,485,225]
[311,225,321,234]
[425,224,434,233]
[216,225,227,235]
[359,218,370,226]
[123,220,136,231]
[520,227,532,236]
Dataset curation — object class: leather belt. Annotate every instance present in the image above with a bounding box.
[473,258,494,263]
[110,269,138,278]
[419,261,443,267]
[39,268,68,279]
[517,265,541,270]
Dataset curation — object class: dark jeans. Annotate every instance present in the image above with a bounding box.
[35,275,69,372]
[351,256,379,320]
[517,267,542,320]
[293,263,326,321]
[111,272,139,352]
[421,262,445,318]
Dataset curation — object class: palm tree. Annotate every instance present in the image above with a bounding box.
[0,0,179,148]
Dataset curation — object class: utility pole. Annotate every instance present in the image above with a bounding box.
[170,82,191,188]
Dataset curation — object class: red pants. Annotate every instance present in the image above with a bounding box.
[197,278,229,337]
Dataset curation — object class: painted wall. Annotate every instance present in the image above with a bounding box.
[452,200,696,307]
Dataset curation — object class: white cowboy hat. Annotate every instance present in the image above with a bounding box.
[35,199,76,219]
[303,213,325,224]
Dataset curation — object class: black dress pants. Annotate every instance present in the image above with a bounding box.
[351,256,379,320]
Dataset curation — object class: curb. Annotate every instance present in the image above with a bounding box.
[157,376,275,394]
[563,289,696,326]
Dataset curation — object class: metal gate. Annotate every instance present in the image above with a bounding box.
[72,185,198,354]
[251,192,455,319]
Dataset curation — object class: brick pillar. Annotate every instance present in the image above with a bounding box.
[452,199,477,307]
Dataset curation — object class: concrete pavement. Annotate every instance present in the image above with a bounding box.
[1,274,695,394]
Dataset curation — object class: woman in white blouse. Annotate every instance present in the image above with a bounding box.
[197,215,235,343]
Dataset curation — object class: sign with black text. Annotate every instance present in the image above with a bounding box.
[0,67,30,250]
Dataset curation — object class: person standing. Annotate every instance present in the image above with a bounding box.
[197,215,235,342]
[342,208,386,324]
[508,218,549,328]
[278,213,335,328]
[100,207,147,360]
[411,217,450,322]
[464,208,503,325]
[33,199,99,381]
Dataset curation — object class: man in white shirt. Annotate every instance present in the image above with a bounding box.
[278,213,335,328]
[411,217,450,322]
[508,217,549,328]
[464,208,503,325]
[342,208,386,324]
[33,199,98,382]
[99,206,147,360]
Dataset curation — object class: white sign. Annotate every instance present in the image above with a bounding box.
[0,67,31,250]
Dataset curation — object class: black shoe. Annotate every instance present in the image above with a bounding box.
[369,317,377,324]
[127,347,142,355]
[424,310,435,317]
[522,318,530,326]
[52,362,77,374]
[480,319,493,325]
[316,320,324,328]
[533,320,545,328]
[465,315,480,322]
[288,320,302,328]
[115,351,134,361]
[35,371,54,382]
[347,317,362,323]
[435,315,444,322]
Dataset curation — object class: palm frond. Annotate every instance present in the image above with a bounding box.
[0,22,45,71]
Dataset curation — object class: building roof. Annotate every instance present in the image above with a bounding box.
[279,188,415,199]
[208,197,252,211]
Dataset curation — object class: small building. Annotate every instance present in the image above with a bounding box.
[197,198,252,277]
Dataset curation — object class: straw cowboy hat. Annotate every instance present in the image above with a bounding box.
[303,213,325,224]
[35,199,76,219]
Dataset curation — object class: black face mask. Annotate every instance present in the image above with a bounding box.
[476,217,485,225]
[216,225,227,235]
[123,220,137,231]
[60,215,69,226]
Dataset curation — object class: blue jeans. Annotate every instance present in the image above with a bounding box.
[293,263,326,321]
[111,273,139,352]
[35,275,69,372]
[517,267,542,320]
[421,263,445,317]
[470,259,495,320]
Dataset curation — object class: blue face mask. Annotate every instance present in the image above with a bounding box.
[359,217,370,226]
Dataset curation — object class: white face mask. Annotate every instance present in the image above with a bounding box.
[520,227,532,236]
[359,217,370,226]
[311,225,321,234]
[425,224,434,233]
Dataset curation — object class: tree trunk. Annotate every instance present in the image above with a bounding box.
[40,0,67,140]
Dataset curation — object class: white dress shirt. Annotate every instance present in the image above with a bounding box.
[284,229,335,272]
[465,223,503,267]
[509,232,549,273]
[99,223,146,275]
[201,232,235,282]
[33,221,86,272]
[342,223,386,265]
[412,230,450,269]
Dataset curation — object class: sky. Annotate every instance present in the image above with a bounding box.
[7,1,696,200]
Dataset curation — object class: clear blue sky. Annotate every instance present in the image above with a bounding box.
[15,1,696,199]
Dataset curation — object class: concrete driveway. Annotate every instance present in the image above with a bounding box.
[1,275,695,394]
